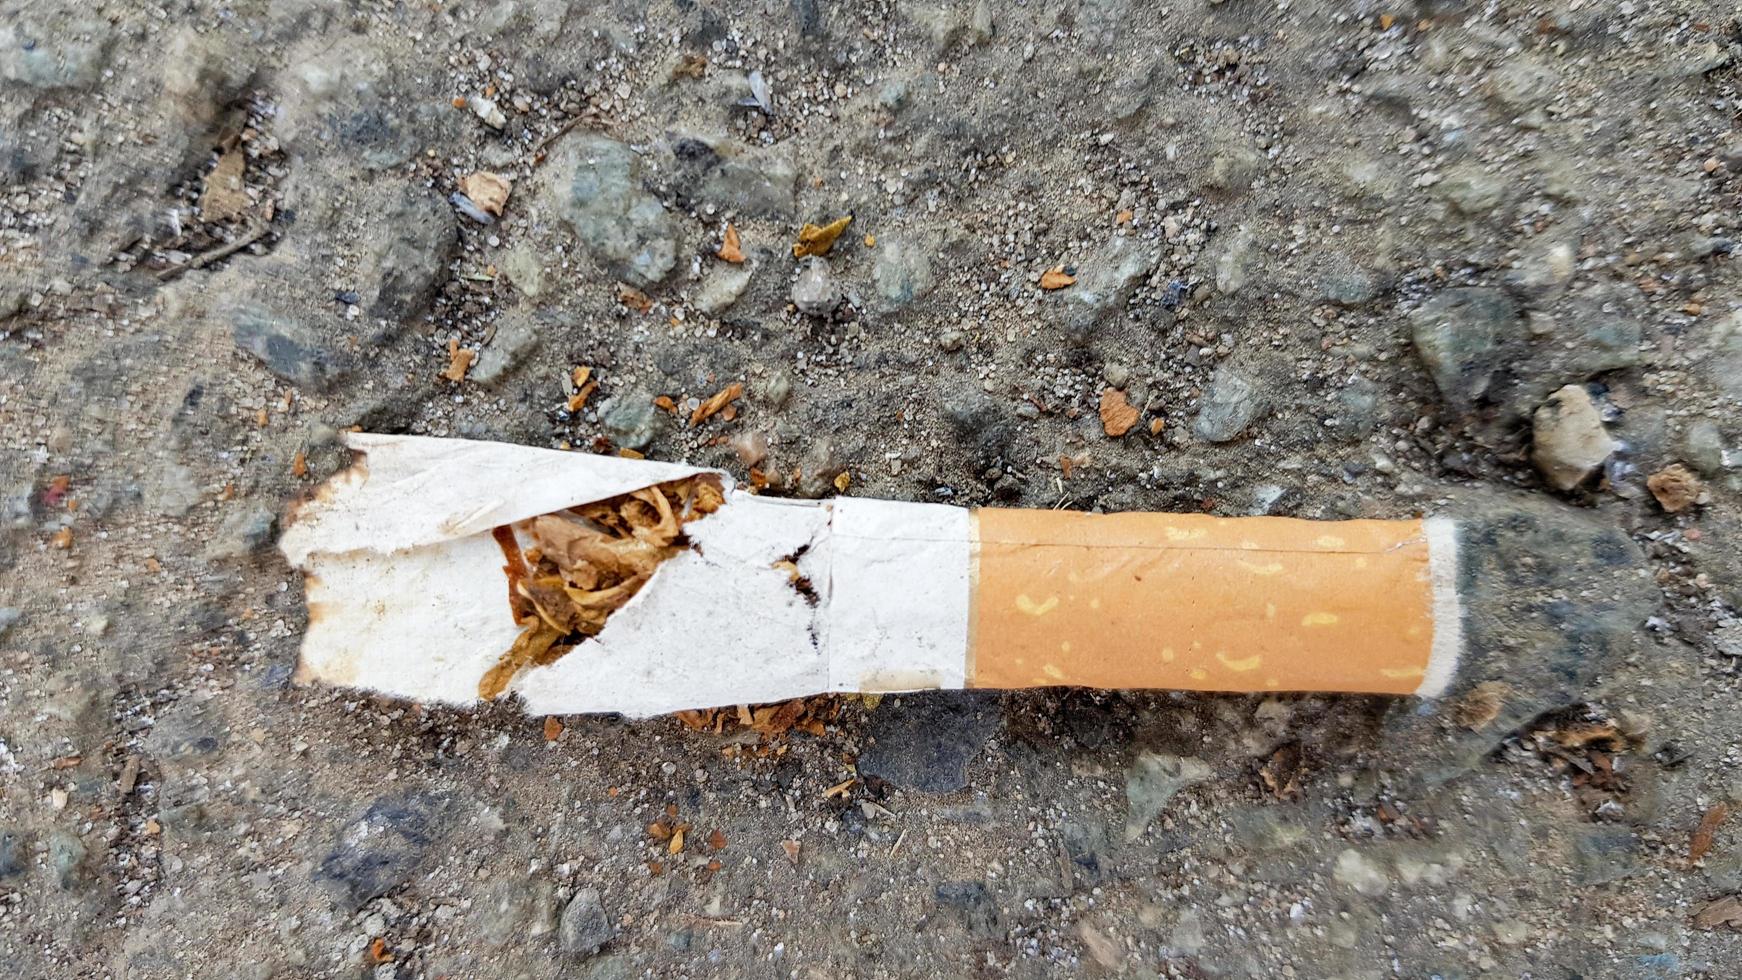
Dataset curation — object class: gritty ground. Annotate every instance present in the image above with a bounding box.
[3,1,1742,977]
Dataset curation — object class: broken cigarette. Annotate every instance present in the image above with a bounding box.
[281,434,1461,717]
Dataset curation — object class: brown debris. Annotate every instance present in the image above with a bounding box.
[616,283,653,313]
[543,716,565,741]
[1452,681,1509,731]
[1693,895,1742,930]
[673,53,708,79]
[1646,464,1703,513]
[1691,803,1730,864]
[781,839,801,866]
[1098,388,1139,437]
[689,382,744,427]
[676,697,840,740]
[716,224,744,263]
[441,339,475,382]
[199,147,250,222]
[1039,266,1076,290]
[459,171,512,217]
[707,828,727,851]
[291,449,308,478]
[366,938,393,964]
[479,475,727,699]
[792,215,852,258]
[1259,742,1304,800]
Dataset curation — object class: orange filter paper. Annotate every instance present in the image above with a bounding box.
[969,509,1439,695]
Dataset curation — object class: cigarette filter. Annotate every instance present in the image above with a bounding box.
[281,434,1462,716]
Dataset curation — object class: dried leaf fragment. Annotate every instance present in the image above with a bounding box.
[366,938,393,964]
[823,778,856,799]
[690,382,744,427]
[1691,803,1730,864]
[1040,266,1076,290]
[1647,464,1703,513]
[668,826,688,854]
[717,224,744,263]
[792,215,852,258]
[1259,742,1304,800]
[50,527,73,549]
[543,717,565,741]
[833,471,851,493]
[291,450,308,478]
[459,171,512,217]
[781,839,801,865]
[707,828,727,851]
[1099,388,1140,437]
[442,339,475,382]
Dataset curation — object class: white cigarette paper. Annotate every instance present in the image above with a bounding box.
[281,434,1462,717]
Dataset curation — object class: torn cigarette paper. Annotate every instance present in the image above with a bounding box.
[281,434,1462,717]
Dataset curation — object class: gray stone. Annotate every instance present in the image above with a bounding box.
[1169,909,1207,955]
[943,391,1013,465]
[0,22,114,91]
[1205,146,1263,193]
[233,311,346,391]
[147,462,203,518]
[694,263,753,316]
[0,829,25,877]
[1713,621,1742,660]
[1214,226,1256,296]
[1436,164,1509,218]
[471,314,541,385]
[1060,236,1155,340]
[1708,310,1742,401]
[367,189,461,321]
[1409,287,1525,411]
[1124,752,1210,840]
[1192,364,1267,443]
[1102,363,1131,388]
[665,136,796,218]
[554,135,678,287]
[1532,385,1615,491]
[47,830,86,889]
[475,877,560,945]
[934,880,1000,937]
[1572,825,1638,886]
[1488,58,1560,109]
[870,236,935,312]
[0,606,19,638]
[498,246,546,298]
[600,391,660,451]
[1318,258,1381,306]
[1558,314,1643,377]
[204,502,277,560]
[858,692,998,793]
[1506,238,1576,295]
[790,256,841,316]
[559,888,613,957]
[1683,420,1725,477]
[795,437,846,498]
[316,793,445,909]
[755,371,792,409]
[1332,847,1390,897]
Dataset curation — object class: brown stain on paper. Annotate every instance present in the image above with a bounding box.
[968,509,1436,694]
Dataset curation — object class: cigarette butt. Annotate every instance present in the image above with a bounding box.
[281,435,1462,716]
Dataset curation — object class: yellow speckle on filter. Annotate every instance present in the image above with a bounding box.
[1191,640,1203,650]
[1266,678,1280,688]
[1160,647,1176,662]
[1089,596,1101,610]
[1015,593,1059,616]
[1406,625,1422,637]
[1316,534,1346,549]
[1043,664,1065,680]
[1216,651,1263,672]
[1265,602,1277,620]
[1354,556,1369,569]
[1189,667,1208,681]
[1239,540,1260,550]
[1237,559,1284,576]
[1165,526,1207,542]
[1301,612,1340,627]
[1380,666,1425,679]
[1060,641,1072,653]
